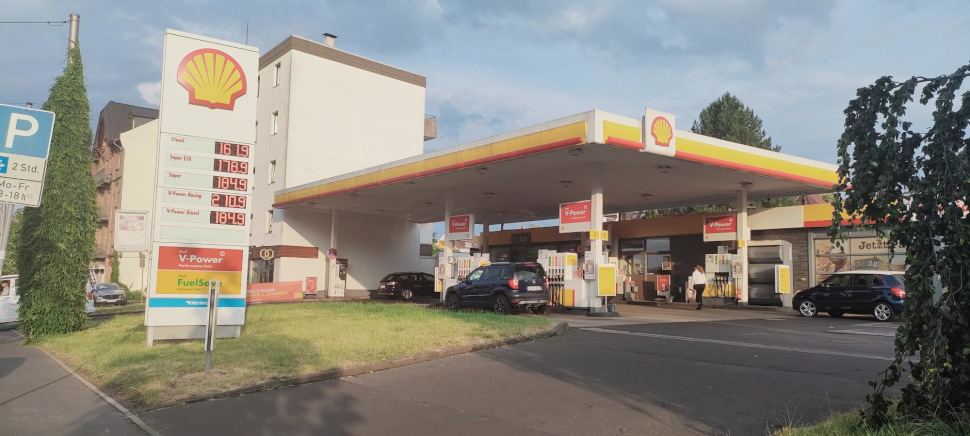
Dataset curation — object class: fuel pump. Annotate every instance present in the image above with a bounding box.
[328,258,347,297]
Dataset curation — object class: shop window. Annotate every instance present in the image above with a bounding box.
[620,239,645,252]
[250,259,274,284]
[646,254,666,274]
[645,238,670,252]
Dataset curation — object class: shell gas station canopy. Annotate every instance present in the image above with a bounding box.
[272,110,839,223]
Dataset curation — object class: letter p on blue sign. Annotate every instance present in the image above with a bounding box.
[0,104,55,160]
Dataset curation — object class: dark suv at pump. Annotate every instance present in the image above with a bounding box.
[444,263,549,315]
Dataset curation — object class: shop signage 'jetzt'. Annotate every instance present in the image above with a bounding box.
[559,200,592,233]
[703,215,737,241]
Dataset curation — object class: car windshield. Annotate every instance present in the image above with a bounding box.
[381,274,397,282]
[514,264,546,280]
[96,284,120,291]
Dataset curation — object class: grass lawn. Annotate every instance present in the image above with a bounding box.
[777,412,970,436]
[91,302,145,315]
[38,302,554,409]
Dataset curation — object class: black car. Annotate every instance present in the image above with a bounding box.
[444,262,549,315]
[378,272,435,300]
[793,271,905,322]
[92,283,128,306]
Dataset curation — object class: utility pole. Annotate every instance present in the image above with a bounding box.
[67,13,79,59]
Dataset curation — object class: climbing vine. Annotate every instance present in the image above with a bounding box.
[830,62,970,426]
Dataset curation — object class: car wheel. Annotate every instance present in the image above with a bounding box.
[401,289,414,301]
[492,294,511,315]
[534,304,548,315]
[797,300,818,317]
[445,293,460,311]
[827,311,843,318]
[873,302,893,322]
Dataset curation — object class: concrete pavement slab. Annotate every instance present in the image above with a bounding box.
[0,330,146,436]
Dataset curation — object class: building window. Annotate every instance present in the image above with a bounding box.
[266,210,273,234]
[268,160,276,184]
[274,62,281,86]
[257,75,260,97]
[272,111,278,135]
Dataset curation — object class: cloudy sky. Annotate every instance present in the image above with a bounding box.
[2,0,968,165]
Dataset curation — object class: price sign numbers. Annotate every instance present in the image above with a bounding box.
[213,158,249,174]
[211,193,247,209]
[212,175,248,192]
[214,141,250,158]
[209,211,246,226]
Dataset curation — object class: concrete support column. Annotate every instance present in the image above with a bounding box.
[442,191,454,303]
[480,218,489,255]
[737,190,750,305]
[590,181,604,311]
[327,209,337,296]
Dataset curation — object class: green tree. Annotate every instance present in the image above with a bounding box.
[831,63,970,427]
[17,46,98,339]
[110,252,120,284]
[691,92,779,151]
[2,209,24,274]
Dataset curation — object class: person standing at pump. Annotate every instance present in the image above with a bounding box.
[689,265,707,310]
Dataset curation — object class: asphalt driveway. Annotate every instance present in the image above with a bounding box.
[142,307,899,435]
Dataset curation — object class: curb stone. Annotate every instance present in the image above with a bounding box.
[142,321,568,412]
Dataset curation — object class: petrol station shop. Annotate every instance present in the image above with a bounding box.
[271,109,849,312]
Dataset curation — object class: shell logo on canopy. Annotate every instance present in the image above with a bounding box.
[177,48,248,110]
[650,116,673,147]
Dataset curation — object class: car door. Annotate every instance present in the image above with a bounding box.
[816,274,852,311]
[472,266,506,306]
[0,280,18,323]
[457,267,486,306]
[417,273,434,296]
[845,274,879,313]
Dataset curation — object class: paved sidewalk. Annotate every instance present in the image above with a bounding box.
[0,329,145,436]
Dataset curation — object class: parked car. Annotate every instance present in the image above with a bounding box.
[444,262,549,315]
[92,283,128,306]
[793,270,905,322]
[378,272,435,300]
[0,275,96,324]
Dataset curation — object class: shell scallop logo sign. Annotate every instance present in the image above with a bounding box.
[642,108,677,157]
[177,48,247,110]
[650,117,673,147]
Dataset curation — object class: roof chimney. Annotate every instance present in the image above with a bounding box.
[323,33,337,48]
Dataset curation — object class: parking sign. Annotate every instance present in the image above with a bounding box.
[0,104,55,207]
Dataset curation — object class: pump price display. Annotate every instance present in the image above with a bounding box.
[211,175,247,191]
[210,211,246,226]
[215,141,250,158]
[212,158,249,174]
[211,193,247,209]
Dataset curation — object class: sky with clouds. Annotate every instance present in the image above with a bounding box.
[2,0,968,167]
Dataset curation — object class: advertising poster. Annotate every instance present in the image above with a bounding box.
[115,210,149,252]
[703,215,737,241]
[147,243,248,326]
[559,200,592,233]
[247,281,303,303]
[447,214,474,240]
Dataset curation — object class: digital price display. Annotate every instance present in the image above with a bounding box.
[214,141,250,158]
[209,211,246,226]
[212,175,248,191]
[212,158,249,174]
[211,193,247,209]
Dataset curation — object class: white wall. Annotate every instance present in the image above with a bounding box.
[117,120,159,291]
[250,52,293,250]
[284,50,425,188]
[275,209,432,291]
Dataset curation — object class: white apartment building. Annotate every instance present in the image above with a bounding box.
[250,35,436,295]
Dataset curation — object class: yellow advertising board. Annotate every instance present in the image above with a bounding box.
[776,265,791,294]
[597,265,617,296]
